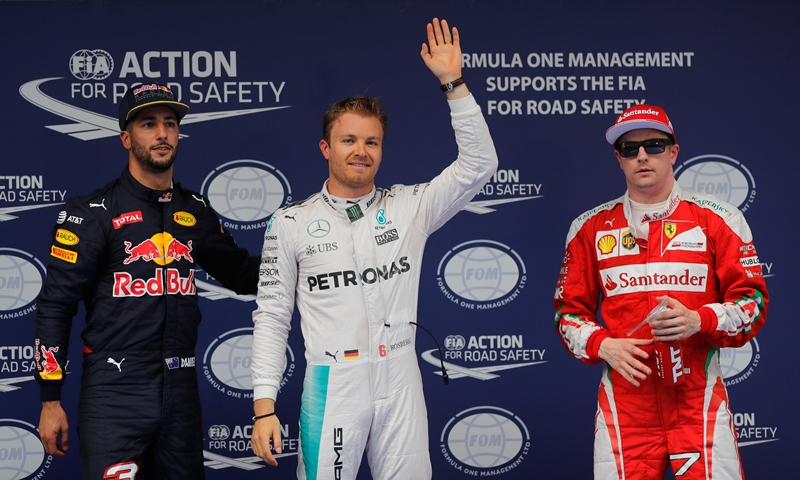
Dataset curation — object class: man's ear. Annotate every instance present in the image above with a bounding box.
[120,130,131,150]
[319,139,331,160]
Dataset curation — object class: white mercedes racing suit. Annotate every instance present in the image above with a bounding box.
[251,94,497,480]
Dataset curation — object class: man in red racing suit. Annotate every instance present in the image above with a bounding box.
[554,104,768,479]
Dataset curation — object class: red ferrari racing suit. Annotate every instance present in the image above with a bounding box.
[554,182,768,479]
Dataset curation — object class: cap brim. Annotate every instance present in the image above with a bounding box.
[123,100,190,128]
[605,120,673,144]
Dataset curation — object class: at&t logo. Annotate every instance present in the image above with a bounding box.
[440,406,530,476]
[202,328,295,399]
[675,155,756,213]
[0,419,53,479]
[201,160,292,232]
[0,249,46,320]
[436,240,526,310]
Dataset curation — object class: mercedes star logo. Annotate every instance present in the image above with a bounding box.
[307,219,331,238]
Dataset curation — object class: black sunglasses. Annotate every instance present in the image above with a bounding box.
[616,138,674,158]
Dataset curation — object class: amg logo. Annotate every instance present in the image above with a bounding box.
[375,228,399,246]
[333,427,343,479]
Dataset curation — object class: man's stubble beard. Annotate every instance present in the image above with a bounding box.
[131,139,178,174]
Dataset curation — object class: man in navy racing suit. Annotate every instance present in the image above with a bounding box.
[35,83,260,479]
[250,18,498,479]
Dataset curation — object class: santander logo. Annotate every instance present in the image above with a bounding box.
[601,262,708,297]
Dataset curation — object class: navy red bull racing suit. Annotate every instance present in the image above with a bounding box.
[554,183,768,479]
[251,94,498,480]
[35,167,259,479]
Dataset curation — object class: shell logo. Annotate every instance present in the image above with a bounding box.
[597,234,617,255]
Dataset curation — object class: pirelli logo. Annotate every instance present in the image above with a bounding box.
[51,245,78,263]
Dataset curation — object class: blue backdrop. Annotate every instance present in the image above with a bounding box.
[1,1,796,478]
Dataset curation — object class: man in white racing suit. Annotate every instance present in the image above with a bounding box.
[250,18,498,479]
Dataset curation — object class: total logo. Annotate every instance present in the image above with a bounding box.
[0,248,46,320]
[204,422,298,470]
[201,160,292,232]
[421,334,546,381]
[22,49,291,142]
[0,419,53,478]
[466,169,543,214]
[437,240,526,310]
[202,328,295,400]
[675,154,756,213]
[122,233,193,265]
[720,338,761,387]
[440,406,530,476]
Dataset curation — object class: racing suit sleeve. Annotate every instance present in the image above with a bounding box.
[195,201,260,295]
[251,212,296,401]
[414,94,498,234]
[554,218,610,365]
[694,210,768,348]
[35,201,107,401]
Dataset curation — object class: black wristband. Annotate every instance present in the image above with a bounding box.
[440,76,465,92]
[252,412,276,421]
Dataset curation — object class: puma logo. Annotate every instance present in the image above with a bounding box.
[107,357,125,372]
[90,199,107,210]
[325,351,339,363]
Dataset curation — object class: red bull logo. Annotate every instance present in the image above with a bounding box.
[166,239,193,262]
[122,233,194,265]
[113,268,196,297]
[39,345,63,380]
[123,239,163,264]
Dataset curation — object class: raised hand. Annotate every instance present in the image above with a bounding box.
[420,18,465,91]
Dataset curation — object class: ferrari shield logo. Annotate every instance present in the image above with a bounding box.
[664,222,677,239]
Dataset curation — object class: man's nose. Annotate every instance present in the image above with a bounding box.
[155,122,168,138]
[354,141,367,156]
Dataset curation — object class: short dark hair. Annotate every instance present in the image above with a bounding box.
[322,96,387,143]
